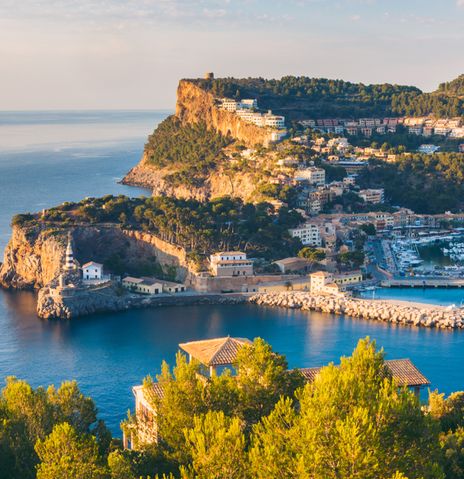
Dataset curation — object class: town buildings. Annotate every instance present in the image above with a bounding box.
[122,277,186,295]
[294,166,326,186]
[209,252,254,277]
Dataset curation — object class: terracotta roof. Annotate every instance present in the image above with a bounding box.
[179,337,252,367]
[299,359,430,388]
[82,261,103,268]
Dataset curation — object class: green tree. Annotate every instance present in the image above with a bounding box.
[180,411,248,479]
[440,427,464,479]
[234,338,304,426]
[249,397,298,478]
[35,423,108,479]
[294,338,443,479]
[297,247,326,270]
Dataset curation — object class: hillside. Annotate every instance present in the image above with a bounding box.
[123,74,464,204]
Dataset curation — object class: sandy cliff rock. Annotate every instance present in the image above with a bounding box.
[0,226,64,289]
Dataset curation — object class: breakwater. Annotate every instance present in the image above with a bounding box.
[250,292,464,329]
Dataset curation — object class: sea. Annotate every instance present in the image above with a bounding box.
[0,111,463,436]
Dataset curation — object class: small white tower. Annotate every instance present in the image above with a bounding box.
[63,234,76,271]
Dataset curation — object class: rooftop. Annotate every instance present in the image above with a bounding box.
[299,359,430,388]
[82,261,103,268]
[179,336,252,367]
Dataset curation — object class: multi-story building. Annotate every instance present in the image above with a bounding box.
[209,252,254,277]
[288,223,322,247]
[358,188,384,204]
[294,167,326,186]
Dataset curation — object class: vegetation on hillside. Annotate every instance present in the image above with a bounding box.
[357,153,464,213]
[438,74,464,97]
[192,75,464,119]
[144,116,231,187]
[4,339,464,477]
[15,195,303,265]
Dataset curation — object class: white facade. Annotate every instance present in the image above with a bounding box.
[240,99,258,109]
[122,277,163,295]
[358,189,384,204]
[209,252,254,277]
[418,144,440,154]
[294,167,326,186]
[289,223,322,247]
[82,262,103,280]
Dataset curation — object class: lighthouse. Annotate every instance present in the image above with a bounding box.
[63,235,76,271]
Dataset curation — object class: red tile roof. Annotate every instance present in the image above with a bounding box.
[179,337,252,367]
[299,359,430,388]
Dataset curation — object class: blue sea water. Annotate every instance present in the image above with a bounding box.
[0,111,463,436]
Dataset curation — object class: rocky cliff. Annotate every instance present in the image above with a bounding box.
[123,151,259,202]
[175,80,272,147]
[122,80,273,201]
[0,224,190,291]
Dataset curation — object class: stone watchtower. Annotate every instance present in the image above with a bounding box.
[63,234,76,272]
[204,72,214,80]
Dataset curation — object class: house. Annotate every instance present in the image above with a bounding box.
[82,261,103,281]
[418,144,440,154]
[299,358,430,397]
[210,252,254,277]
[126,337,430,449]
[310,270,362,294]
[122,277,163,295]
[127,337,252,448]
[273,257,310,274]
[162,280,186,294]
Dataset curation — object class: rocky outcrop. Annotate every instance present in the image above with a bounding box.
[250,292,464,330]
[37,285,247,320]
[123,152,258,202]
[175,80,272,147]
[0,226,65,289]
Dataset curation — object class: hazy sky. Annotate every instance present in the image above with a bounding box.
[1,0,463,110]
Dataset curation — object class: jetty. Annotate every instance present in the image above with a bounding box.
[250,292,464,329]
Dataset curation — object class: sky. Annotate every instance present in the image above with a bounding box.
[1,0,463,110]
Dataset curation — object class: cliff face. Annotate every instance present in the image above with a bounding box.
[0,226,64,289]
[122,80,272,201]
[0,224,190,291]
[175,80,272,147]
[123,152,258,202]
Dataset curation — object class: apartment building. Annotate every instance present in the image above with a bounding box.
[288,223,322,247]
[294,166,326,186]
[358,188,384,204]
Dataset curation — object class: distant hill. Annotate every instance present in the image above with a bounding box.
[191,75,464,119]
[437,74,464,97]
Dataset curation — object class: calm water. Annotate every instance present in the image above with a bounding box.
[0,111,463,436]
[361,287,464,306]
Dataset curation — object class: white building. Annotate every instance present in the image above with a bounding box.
[221,98,239,112]
[82,261,103,280]
[418,144,440,155]
[358,188,384,204]
[294,167,326,186]
[209,252,254,277]
[288,223,322,247]
[122,277,163,295]
[63,236,76,271]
